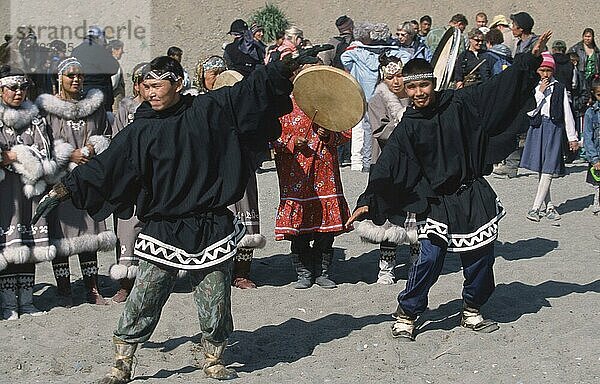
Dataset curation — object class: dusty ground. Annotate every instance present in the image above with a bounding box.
[1,161,599,384]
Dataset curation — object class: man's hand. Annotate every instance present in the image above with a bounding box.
[593,161,600,171]
[532,30,553,57]
[31,182,71,225]
[345,206,369,228]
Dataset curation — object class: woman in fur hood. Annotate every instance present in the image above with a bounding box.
[35,57,115,306]
[0,65,65,319]
[109,62,148,303]
[358,55,419,284]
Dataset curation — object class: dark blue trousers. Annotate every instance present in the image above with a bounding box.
[397,239,496,319]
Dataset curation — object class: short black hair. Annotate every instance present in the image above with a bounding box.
[131,62,149,83]
[275,30,285,40]
[568,52,579,61]
[0,64,25,79]
[148,56,184,80]
[450,13,468,25]
[402,58,433,77]
[108,39,124,50]
[591,78,600,91]
[485,29,504,45]
[167,46,183,57]
[420,15,432,24]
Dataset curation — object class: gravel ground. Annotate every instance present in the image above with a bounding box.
[1,161,599,384]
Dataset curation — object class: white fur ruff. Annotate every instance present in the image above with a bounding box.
[52,140,75,169]
[0,100,39,131]
[237,234,267,249]
[43,140,74,184]
[3,245,30,264]
[0,245,57,269]
[35,89,104,120]
[109,264,138,280]
[356,220,407,245]
[22,179,47,199]
[52,231,117,257]
[11,144,44,182]
[11,144,49,197]
[87,135,110,155]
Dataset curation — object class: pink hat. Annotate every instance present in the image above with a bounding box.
[540,52,555,70]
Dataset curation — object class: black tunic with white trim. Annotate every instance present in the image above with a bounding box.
[357,53,542,252]
[62,62,293,269]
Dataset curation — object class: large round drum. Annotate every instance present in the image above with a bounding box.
[212,70,244,89]
[293,66,365,132]
[431,27,462,91]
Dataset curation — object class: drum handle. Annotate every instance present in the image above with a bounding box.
[305,109,319,139]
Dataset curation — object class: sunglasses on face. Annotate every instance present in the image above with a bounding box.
[64,73,84,79]
[472,38,483,43]
[4,83,30,92]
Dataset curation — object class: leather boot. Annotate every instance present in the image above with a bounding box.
[232,248,256,289]
[202,339,237,380]
[83,273,109,305]
[314,251,336,288]
[111,279,134,303]
[98,336,137,384]
[17,275,45,316]
[53,261,73,307]
[0,277,18,320]
[290,253,312,289]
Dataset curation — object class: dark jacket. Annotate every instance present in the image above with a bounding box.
[454,50,491,83]
[64,61,293,270]
[223,36,264,77]
[357,54,542,251]
[568,41,600,75]
[72,39,119,109]
[553,53,574,94]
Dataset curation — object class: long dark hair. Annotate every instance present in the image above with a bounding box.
[582,28,597,48]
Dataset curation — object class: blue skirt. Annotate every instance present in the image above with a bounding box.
[520,117,565,176]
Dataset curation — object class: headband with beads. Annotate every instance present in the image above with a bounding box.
[403,72,435,83]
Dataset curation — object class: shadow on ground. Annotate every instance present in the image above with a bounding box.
[555,194,594,214]
[495,237,559,261]
[140,313,389,375]
[414,279,600,337]
[229,313,390,372]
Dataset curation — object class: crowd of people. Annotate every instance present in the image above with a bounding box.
[1,8,599,383]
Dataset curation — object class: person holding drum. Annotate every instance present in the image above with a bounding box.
[274,60,360,289]
[348,31,553,341]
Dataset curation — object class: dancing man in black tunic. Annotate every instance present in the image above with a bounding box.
[347,31,552,341]
[32,53,303,382]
